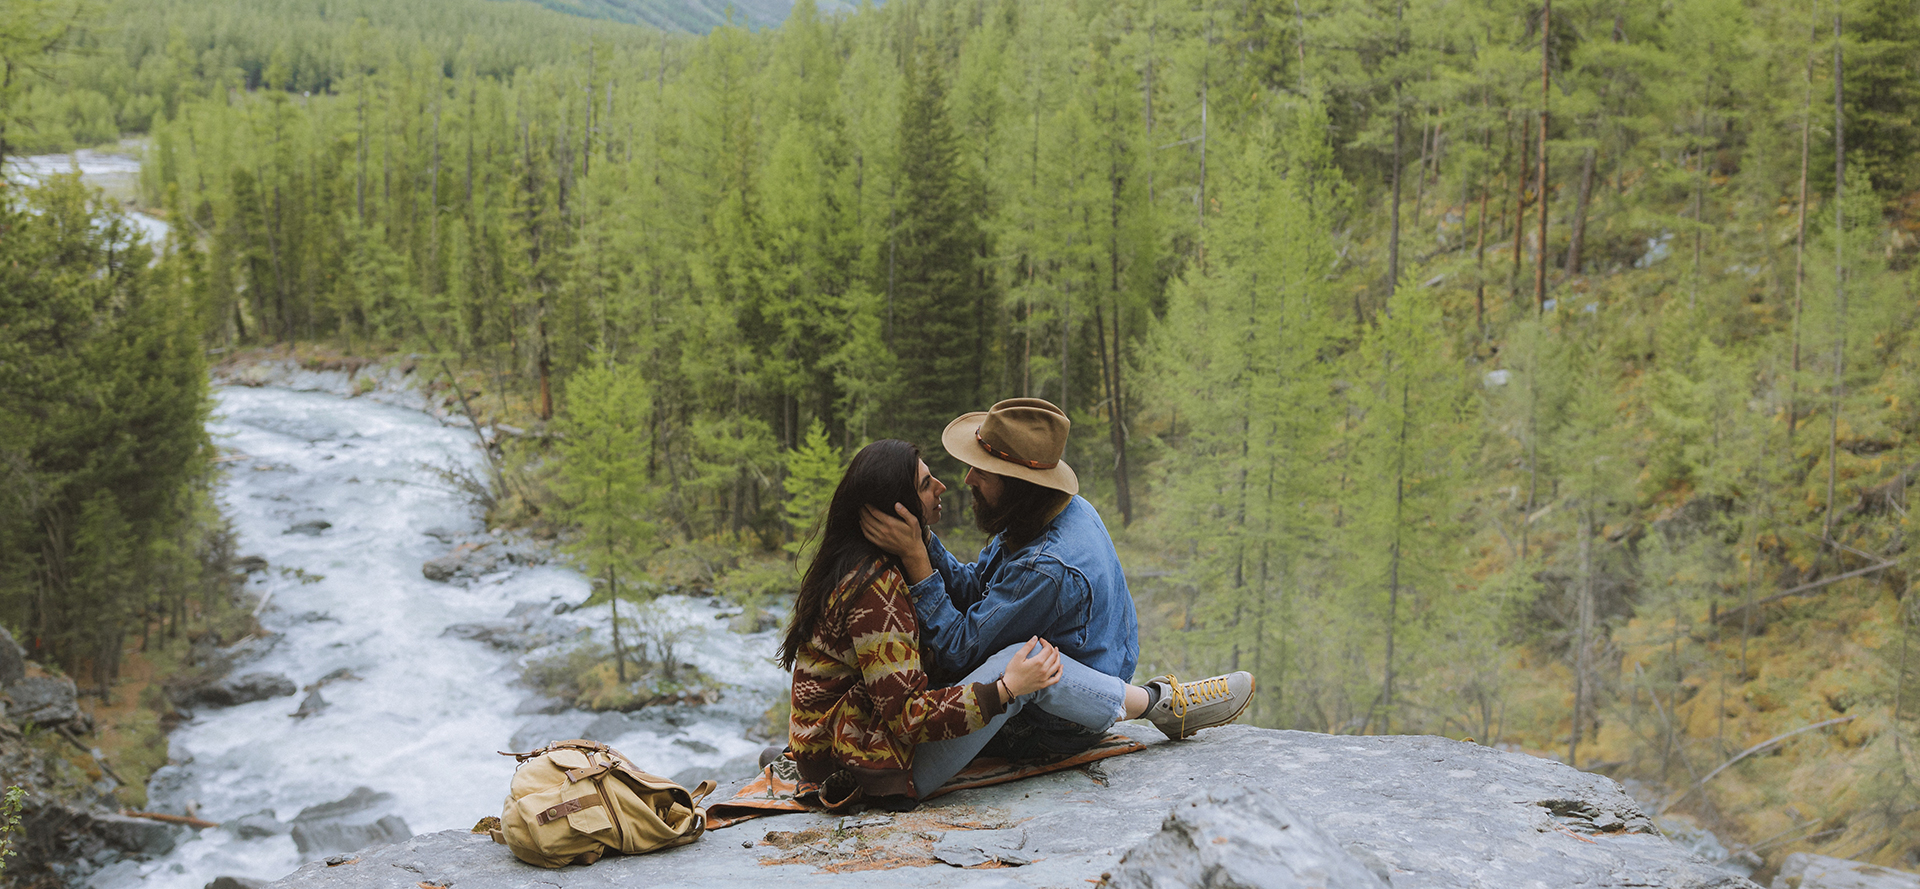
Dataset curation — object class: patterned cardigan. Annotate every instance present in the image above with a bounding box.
[788,558,1004,800]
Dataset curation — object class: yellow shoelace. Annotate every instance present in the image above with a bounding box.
[1165,676,1232,717]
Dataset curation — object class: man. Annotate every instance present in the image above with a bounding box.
[862,397,1252,759]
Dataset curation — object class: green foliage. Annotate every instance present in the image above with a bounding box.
[0,174,221,688]
[31,0,1920,865]
[554,361,654,680]
[888,47,991,453]
[0,784,22,872]
[782,419,841,558]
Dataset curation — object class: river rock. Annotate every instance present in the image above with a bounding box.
[206,877,269,889]
[1106,784,1387,889]
[1774,853,1920,889]
[174,672,297,708]
[290,787,412,857]
[263,724,1759,889]
[144,764,195,816]
[5,674,92,732]
[290,689,328,719]
[440,623,535,652]
[234,555,270,574]
[512,694,568,716]
[422,542,500,582]
[669,752,762,791]
[222,810,289,840]
[88,812,182,857]
[285,520,332,536]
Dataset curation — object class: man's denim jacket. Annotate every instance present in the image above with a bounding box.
[908,495,1140,683]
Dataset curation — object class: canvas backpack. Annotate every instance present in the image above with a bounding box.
[492,739,717,868]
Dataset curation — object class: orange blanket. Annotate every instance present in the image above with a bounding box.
[706,733,1146,829]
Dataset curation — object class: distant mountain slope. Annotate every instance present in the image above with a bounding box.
[513,0,865,32]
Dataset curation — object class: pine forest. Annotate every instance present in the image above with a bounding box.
[3,0,1919,875]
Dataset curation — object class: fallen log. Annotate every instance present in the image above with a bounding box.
[119,810,219,830]
[1711,560,1898,626]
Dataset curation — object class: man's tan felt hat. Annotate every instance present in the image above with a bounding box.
[941,398,1079,495]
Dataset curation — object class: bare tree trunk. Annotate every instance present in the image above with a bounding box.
[1384,384,1409,735]
[1474,112,1493,341]
[1787,7,1815,447]
[1388,105,1405,296]
[1822,9,1845,545]
[1570,502,1594,767]
[583,42,595,179]
[429,99,441,299]
[1198,6,1211,234]
[538,310,554,421]
[1511,114,1530,281]
[607,560,626,683]
[1565,147,1595,274]
[1386,0,1407,297]
[1534,0,1552,314]
[357,81,368,221]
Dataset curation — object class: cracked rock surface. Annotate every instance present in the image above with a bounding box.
[265,724,1758,888]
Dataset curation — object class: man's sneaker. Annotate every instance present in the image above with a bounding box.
[1143,672,1254,740]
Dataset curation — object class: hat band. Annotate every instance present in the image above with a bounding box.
[976,431,1059,470]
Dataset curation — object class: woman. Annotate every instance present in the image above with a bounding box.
[779,439,1155,810]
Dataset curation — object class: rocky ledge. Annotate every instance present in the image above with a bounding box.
[267,724,1757,889]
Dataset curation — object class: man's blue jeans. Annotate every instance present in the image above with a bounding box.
[910,641,1126,798]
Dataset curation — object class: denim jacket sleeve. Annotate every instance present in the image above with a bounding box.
[922,533,986,610]
[908,544,1082,677]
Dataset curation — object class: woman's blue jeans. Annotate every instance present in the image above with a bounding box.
[910,641,1127,798]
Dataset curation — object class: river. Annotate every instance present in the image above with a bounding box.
[95,385,783,888]
[3,149,172,247]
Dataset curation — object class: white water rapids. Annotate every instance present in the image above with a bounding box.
[101,386,784,888]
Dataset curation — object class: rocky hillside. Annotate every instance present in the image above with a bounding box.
[0,628,191,889]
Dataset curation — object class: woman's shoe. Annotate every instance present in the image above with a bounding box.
[1143,672,1255,740]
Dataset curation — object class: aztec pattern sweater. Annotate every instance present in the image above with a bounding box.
[788,559,1005,800]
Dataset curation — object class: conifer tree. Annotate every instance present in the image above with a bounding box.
[554,361,654,683]
[889,45,992,453]
[782,419,842,561]
[1347,277,1471,735]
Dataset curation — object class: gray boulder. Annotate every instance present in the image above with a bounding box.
[285,520,332,536]
[1106,785,1387,889]
[422,543,500,582]
[440,623,535,652]
[1774,853,1920,889]
[6,674,92,732]
[669,752,762,790]
[143,764,195,816]
[291,689,328,719]
[87,812,181,857]
[265,724,1759,889]
[0,625,27,687]
[222,810,289,840]
[290,787,412,857]
[511,694,567,716]
[175,672,297,708]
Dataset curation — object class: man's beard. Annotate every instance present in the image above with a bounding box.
[972,486,1013,535]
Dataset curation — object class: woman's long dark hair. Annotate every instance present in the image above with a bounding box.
[778,439,927,669]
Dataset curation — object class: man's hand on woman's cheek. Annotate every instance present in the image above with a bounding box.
[861,504,934,583]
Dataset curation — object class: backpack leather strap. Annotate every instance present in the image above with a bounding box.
[535,793,605,825]
[564,764,613,783]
